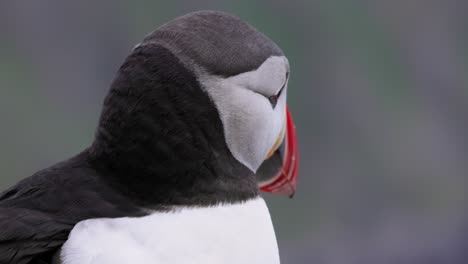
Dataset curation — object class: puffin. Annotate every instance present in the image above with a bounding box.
[0,10,299,264]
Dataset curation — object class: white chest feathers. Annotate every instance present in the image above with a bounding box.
[57,198,280,264]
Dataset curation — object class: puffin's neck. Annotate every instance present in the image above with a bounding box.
[88,44,258,208]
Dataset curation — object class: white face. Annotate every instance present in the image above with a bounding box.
[200,56,290,172]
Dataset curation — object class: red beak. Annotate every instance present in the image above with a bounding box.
[258,107,299,197]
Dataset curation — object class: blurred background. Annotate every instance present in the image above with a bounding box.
[1,0,467,263]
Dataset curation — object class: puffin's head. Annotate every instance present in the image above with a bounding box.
[92,11,298,203]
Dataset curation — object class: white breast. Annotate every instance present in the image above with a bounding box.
[57,197,280,264]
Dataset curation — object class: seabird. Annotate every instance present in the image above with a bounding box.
[0,10,299,264]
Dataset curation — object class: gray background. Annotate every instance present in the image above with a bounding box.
[1,1,467,263]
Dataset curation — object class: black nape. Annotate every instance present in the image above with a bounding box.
[89,44,258,208]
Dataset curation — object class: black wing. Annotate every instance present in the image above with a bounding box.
[0,207,69,264]
[0,153,143,264]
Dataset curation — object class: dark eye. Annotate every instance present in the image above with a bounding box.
[268,95,279,108]
[268,72,289,108]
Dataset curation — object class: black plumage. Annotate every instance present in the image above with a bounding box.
[90,44,258,206]
[0,11,285,264]
[0,43,258,264]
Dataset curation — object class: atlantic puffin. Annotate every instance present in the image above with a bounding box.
[0,11,299,264]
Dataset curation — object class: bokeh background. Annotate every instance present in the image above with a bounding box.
[1,1,467,263]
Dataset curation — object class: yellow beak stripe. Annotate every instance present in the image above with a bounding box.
[265,121,286,160]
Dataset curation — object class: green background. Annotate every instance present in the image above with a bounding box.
[1,1,467,263]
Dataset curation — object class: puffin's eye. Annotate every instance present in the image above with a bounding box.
[268,72,289,108]
[268,95,279,108]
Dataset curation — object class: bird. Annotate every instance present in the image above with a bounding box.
[0,10,299,264]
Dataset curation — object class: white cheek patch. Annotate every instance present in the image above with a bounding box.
[200,56,289,172]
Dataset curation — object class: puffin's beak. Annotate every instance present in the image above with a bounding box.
[257,107,299,197]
